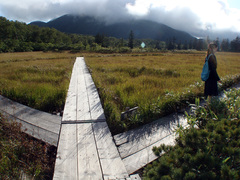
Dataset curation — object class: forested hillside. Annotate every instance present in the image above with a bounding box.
[1,16,240,53]
[0,16,95,52]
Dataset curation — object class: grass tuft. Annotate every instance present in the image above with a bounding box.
[0,113,56,179]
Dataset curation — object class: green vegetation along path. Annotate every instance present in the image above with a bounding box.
[1,55,239,179]
[113,82,240,174]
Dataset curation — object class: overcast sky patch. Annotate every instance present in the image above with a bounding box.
[0,0,240,34]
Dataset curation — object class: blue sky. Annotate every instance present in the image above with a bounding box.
[0,0,240,34]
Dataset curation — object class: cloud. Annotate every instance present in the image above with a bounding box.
[0,1,65,22]
[0,0,240,34]
[125,0,240,33]
[0,0,133,23]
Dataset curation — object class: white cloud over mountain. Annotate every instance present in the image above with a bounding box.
[1,0,240,36]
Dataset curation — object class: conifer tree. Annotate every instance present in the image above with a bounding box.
[128,30,134,49]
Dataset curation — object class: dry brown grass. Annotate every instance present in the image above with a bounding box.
[85,51,240,133]
[0,51,76,113]
[0,51,239,133]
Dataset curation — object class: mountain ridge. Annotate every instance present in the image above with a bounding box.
[30,14,195,42]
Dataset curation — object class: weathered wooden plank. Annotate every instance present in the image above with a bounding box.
[85,72,106,121]
[76,60,91,121]
[54,124,103,179]
[122,133,177,174]
[0,110,59,146]
[76,57,86,67]
[55,57,131,179]
[77,123,103,179]
[74,57,105,122]
[62,66,77,122]
[92,122,129,179]
[34,112,61,125]
[0,95,16,114]
[62,57,105,123]
[0,95,61,126]
[16,113,60,134]
[0,95,61,146]
[0,95,61,134]
[8,102,58,124]
[114,113,187,159]
[53,124,78,179]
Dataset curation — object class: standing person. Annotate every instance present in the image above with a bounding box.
[204,42,221,102]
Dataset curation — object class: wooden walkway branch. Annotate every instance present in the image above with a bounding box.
[53,57,130,180]
[0,95,61,146]
[114,113,188,174]
[2,56,239,179]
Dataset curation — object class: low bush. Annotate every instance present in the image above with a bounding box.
[143,88,240,180]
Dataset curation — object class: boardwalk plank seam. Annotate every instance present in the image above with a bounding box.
[54,57,130,180]
[91,123,105,180]
[61,119,106,124]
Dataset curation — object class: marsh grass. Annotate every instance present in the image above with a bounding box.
[85,51,240,134]
[0,51,76,113]
[0,51,240,133]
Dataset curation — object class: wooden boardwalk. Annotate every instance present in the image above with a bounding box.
[114,112,188,174]
[53,57,131,179]
[3,56,237,179]
[0,95,61,146]
[114,81,240,174]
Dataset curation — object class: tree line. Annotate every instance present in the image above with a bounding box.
[1,16,240,53]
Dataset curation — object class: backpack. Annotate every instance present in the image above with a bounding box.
[201,54,212,81]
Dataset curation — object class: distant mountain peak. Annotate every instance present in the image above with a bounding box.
[30,14,195,42]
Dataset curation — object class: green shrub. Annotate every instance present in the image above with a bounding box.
[118,47,131,53]
[143,88,240,180]
[96,47,115,54]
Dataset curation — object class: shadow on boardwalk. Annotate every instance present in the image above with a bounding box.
[114,111,188,174]
[1,54,239,179]
[0,95,61,146]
